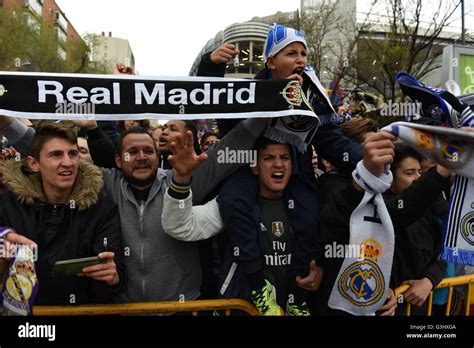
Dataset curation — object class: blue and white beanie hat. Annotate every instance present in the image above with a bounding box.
[264,23,307,62]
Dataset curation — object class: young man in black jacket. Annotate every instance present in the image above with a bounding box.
[0,123,124,305]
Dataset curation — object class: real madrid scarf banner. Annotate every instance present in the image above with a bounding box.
[383,122,474,178]
[395,72,474,265]
[0,72,317,120]
[265,66,336,152]
[328,161,395,316]
[0,71,320,150]
[383,122,474,266]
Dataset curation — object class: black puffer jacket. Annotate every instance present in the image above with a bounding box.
[0,160,125,305]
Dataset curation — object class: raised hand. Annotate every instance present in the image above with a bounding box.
[113,63,134,75]
[210,43,239,64]
[71,120,98,130]
[363,131,396,177]
[168,130,208,184]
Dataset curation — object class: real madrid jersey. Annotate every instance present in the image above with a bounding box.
[258,196,294,308]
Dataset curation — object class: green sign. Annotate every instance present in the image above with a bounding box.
[460,54,474,94]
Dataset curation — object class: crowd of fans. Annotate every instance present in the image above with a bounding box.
[0,23,472,317]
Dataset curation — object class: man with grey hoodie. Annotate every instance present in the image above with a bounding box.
[0,115,267,304]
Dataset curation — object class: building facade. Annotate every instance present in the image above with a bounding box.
[189,10,299,78]
[90,32,135,70]
[1,0,82,61]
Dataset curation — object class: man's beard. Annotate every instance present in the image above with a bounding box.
[123,168,158,188]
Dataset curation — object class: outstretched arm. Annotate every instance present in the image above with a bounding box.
[167,130,208,184]
[162,131,223,241]
[191,118,268,204]
[196,43,239,78]
[0,116,35,157]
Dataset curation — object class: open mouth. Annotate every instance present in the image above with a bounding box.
[159,136,168,146]
[58,171,73,177]
[271,171,285,180]
[293,66,304,75]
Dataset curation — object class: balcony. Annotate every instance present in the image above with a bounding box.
[22,0,42,17]
[55,11,67,31]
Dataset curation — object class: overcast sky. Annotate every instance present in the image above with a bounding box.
[56,0,300,76]
[56,0,472,77]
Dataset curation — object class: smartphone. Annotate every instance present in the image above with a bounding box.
[52,256,104,276]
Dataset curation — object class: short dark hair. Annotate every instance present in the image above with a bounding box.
[183,120,202,155]
[201,131,219,148]
[391,143,424,177]
[31,123,77,160]
[118,127,157,154]
[254,136,291,152]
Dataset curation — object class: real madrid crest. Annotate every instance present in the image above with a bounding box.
[434,136,472,170]
[280,80,305,107]
[272,221,284,238]
[337,259,385,307]
[279,81,319,133]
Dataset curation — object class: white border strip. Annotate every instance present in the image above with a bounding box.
[0,71,252,82]
[0,108,317,121]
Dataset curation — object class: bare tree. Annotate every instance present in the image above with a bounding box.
[325,6,376,91]
[346,0,462,100]
[300,0,342,79]
[302,0,464,101]
[300,0,379,89]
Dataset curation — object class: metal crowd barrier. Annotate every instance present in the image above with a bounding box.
[33,274,474,316]
[394,274,474,316]
[33,298,259,316]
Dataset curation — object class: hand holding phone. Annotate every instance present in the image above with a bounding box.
[78,252,119,286]
[52,256,104,277]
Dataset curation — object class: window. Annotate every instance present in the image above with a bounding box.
[224,40,266,76]
[252,42,264,63]
[24,0,42,16]
[57,27,67,43]
[57,46,66,60]
[55,11,68,30]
